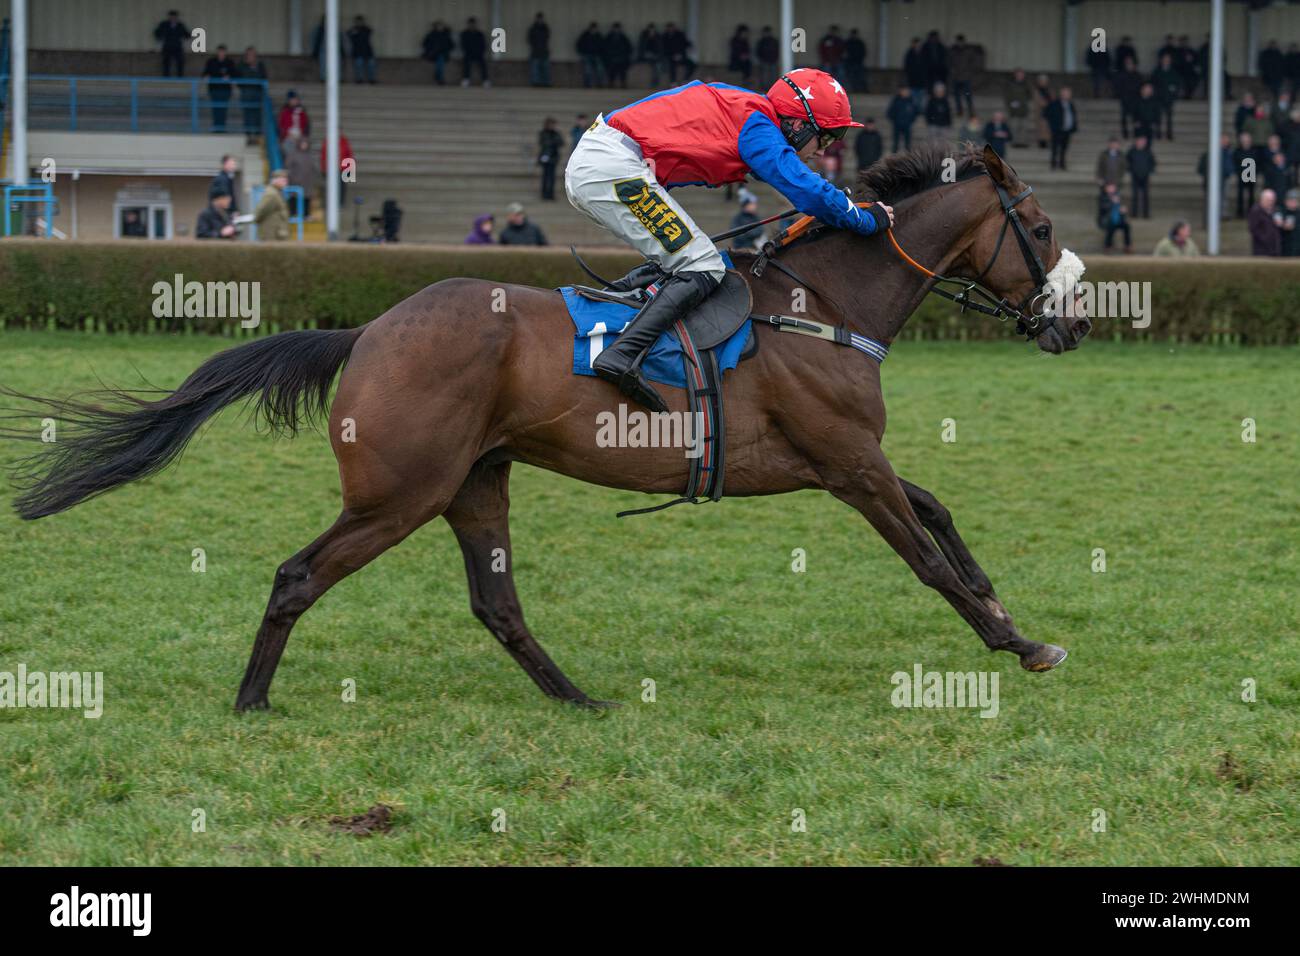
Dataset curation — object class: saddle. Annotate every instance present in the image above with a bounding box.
[571,269,753,351]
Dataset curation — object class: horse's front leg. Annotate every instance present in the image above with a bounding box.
[823,445,1066,672]
[899,478,1015,626]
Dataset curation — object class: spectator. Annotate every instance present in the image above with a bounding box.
[921,30,948,91]
[254,169,291,242]
[276,90,310,146]
[1286,44,1300,100]
[1115,36,1138,71]
[1098,183,1132,253]
[153,9,189,77]
[209,155,239,213]
[903,38,928,108]
[1086,42,1112,98]
[818,25,845,83]
[663,22,695,83]
[1151,52,1181,140]
[121,209,148,238]
[571,114,589,152]
[1248,189,1281,255]
[820,137,847,184]
[959,115,984,149]
[380,199,403,243]
[1270,94,1293,139]
[1264,149,1292,197]
[1126,134,1155,219]
[237,47,267,141]
[1153,220,1199,256]
[924,82,953,143]
[465,213,494,244]
[1045,87,1078,170]
[577,22,606,88]
[1258,40,1285,100]
[855,117,883,171]
[605,22,633,89]
[310,16,346,83]
[1132,83,1162,142]
[948,35,980,118]
[460,17,489,87]
[637,23,665,88]
[983,110,1011,158]
[1032,74,1053,148]
[756,26,779,90]
[1281,190,1300,256]
[286,135,319,219]
[537,117,563,201]
[1198,33,1231,99]
[1096,137,1125,190]
[1003,67,1034,147]
[201,44,235,132]
[348,16,376,84]
[196,192,236,240]
[1234,91,1257,135]
[320,133,354,209]
[1176,35,1200,100]
[1198,132,1233,220]
[1233,132,1260,218]
[499,202,547,245]
[887,86,918,152]
[1113,57,1142,139]
[729,190,765,253]
[422,20,454,86]
[527,13,551,88]
[844,28,868,93]
[729,24,753,86]
[1243,104,1273,148]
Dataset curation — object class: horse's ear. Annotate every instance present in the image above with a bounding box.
[982,144,1017,190]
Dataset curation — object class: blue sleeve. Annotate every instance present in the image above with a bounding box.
[737,112,877,236]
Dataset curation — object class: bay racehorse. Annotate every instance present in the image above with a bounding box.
[2,144,1090,710]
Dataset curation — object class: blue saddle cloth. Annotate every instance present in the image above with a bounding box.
[561,251,749,389]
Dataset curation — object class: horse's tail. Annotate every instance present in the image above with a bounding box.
[0,327,364,520]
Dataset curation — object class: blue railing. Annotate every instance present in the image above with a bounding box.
[2,181,57,237]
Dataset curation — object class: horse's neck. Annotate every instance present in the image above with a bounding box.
[787,186,979,343]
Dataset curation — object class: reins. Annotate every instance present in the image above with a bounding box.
[748,169,1057,340]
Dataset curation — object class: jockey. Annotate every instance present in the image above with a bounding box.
[566,68,896,413]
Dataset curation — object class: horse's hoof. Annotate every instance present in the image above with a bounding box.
[1020,644,1068,672]
[235,696,271,712]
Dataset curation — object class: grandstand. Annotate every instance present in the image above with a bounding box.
[3,0,1298,255]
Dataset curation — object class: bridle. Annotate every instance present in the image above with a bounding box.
[883,169,1057,339]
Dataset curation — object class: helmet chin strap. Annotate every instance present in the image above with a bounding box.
[780,117,817,150]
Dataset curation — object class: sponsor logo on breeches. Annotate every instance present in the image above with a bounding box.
[614,178,693,253]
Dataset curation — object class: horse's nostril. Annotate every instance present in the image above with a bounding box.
[1072,319,1092,338]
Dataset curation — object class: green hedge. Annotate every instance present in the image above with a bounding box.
[1,240,1297,344]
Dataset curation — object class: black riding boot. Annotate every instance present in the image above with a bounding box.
[603,260,665,293]
[592,271,720,413]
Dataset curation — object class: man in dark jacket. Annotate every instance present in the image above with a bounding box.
[1113,58,1142,138]
[196,192,236,239]
[537,117,563,200]
[1115,37,1138,71]
[1232,132,1262,218]
[1086,44,1111,98]
[1098,183,1131,253]
[638,24,666,88]
[887,86,919,152]
[209,155,240,213]
[577,23,605,88]
[755,26,779,90]
[202,45,235,132]
[843,28,868,93]
[1131,83,1162,142]
[1150,53,1182,140]
[348,16,376,84]
[604,23,632,89]
[154,10,189,76]
[663,23,695,83]
[527,13,551,87]
[903,38,928,107]
[1248,189,1281,255]
[855,118,883,171]
[983,111,1011,157]
[1258,41,1285,99]
[460,17,489,86]
[499,203,547,246]
[1126,135,1156,219]
[920,31,948,91]
[948,35,979,117]
[422,20,454,85]
[1045,87,1078,170]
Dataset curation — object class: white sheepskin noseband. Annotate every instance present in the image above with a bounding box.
[1041,249,1086,318]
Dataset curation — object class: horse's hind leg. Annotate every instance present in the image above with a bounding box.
[900,478,1014,624]
[236,502,438,711]
[443,459,613,708]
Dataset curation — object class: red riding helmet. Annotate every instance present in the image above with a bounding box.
[766,68,863,150]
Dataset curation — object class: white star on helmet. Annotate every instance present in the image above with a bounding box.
[829,78,844,95]
[798,84,815,100]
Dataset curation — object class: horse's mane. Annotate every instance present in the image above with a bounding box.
[853,142,993,204]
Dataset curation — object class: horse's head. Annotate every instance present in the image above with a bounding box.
[964,145,1091,355]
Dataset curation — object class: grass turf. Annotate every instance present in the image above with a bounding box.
[0,331,1296,865]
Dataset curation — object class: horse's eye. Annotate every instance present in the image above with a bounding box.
[1034,224,1051,241]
